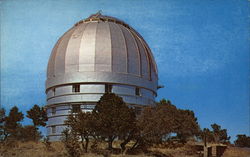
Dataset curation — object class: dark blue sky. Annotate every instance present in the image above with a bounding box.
[1,0,249,141]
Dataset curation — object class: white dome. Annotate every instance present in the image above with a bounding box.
[47,13,158,91]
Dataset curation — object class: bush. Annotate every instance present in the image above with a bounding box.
[61,128,81,157]
[234,134,250,148]
[92,93,136,150]
[18,125,42,142]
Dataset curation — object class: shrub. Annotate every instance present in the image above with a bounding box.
[234,134,250,147]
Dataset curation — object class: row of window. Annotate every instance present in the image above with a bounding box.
[50,105,143,116]
[51,84,141,96]
[50,106,143,134]
[51,126,56,134]
[51,104,95,115]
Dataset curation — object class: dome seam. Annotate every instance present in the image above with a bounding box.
[129,27,158,78]
[116,23,128,73]
[78,22,90,72]
[132,32,151,80]
[52,28,74,78]
[107,22,113,72]
[63,29,76,76]
[127,28,142,77]
[93,22,98,72]
[65,23,87,73]
[47,39,60,78]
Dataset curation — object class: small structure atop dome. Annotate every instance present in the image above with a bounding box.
[89,10,103,18]
[74,12,130,29]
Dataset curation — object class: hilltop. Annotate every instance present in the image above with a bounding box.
[0,141,250,157]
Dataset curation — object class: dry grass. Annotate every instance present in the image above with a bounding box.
[0,141,149,157]
[149,144,200,157]
[222,146,250,157]
[0,141,250,157]
[0,141,66,157]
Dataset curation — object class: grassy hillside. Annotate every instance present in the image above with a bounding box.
[0,141,249,157]
[222,146,250,157]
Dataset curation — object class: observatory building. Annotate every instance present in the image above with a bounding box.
[46,13,158,141]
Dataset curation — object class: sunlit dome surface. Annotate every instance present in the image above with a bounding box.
[47,13,158,84]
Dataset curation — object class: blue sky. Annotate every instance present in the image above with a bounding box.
[0,0,249,141]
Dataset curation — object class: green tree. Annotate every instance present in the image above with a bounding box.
[61,128,81,157]
[27,104,48,128]
[17,125,42,142]
[133,106,160,149]
[234,134,250,148]
[0,108,6,141]
[4,106,24,139]
[154,99,200,143]
[200,128,214,146]
[0,108,5,123]
[93,93,136,150]
[200,124,230,144]
[176,109,200,142]
[26,105,47,141]
[132,99,200,149]
[65,112,95,153]
[211,123,230,144]
[156,99,180,135]
[131,100,178,150]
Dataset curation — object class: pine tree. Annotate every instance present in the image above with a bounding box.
[0,108,6,141]
[26,104,47,141]
[93,93,136,150]
[65,112,95,153]
[234,134,250,147]
[27,104,47,128]
[4,106,24,139]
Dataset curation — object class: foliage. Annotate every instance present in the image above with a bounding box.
[234,134,250,147]
[26,104,48,128]
[133,106,160,149]
[3,106,24,140]
[0,105,45,142]
[0,108,6,141]
[65,112,95,152]
[61,128,81,157]
[64,93,136,152]
[0,108,5,123]
[156,100,179,132]
[131,99,200,150]
[157,99,200,142]
[200,128,214,146]
[200,123,230,144]
[175,109,200,142]
[92,93,136,150]
[211,123,230,144]
[17,125,42,142]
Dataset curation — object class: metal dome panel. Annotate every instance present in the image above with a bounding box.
[47,14,158,82]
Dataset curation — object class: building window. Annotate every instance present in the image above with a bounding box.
[51,126,56,134]
[72,104,81,113]
[105,84,112,93]
[83,104,95,110]
[135,87,140,96]
[52,88,56,96]
[51,107,56,115]
[72,84,80,93]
